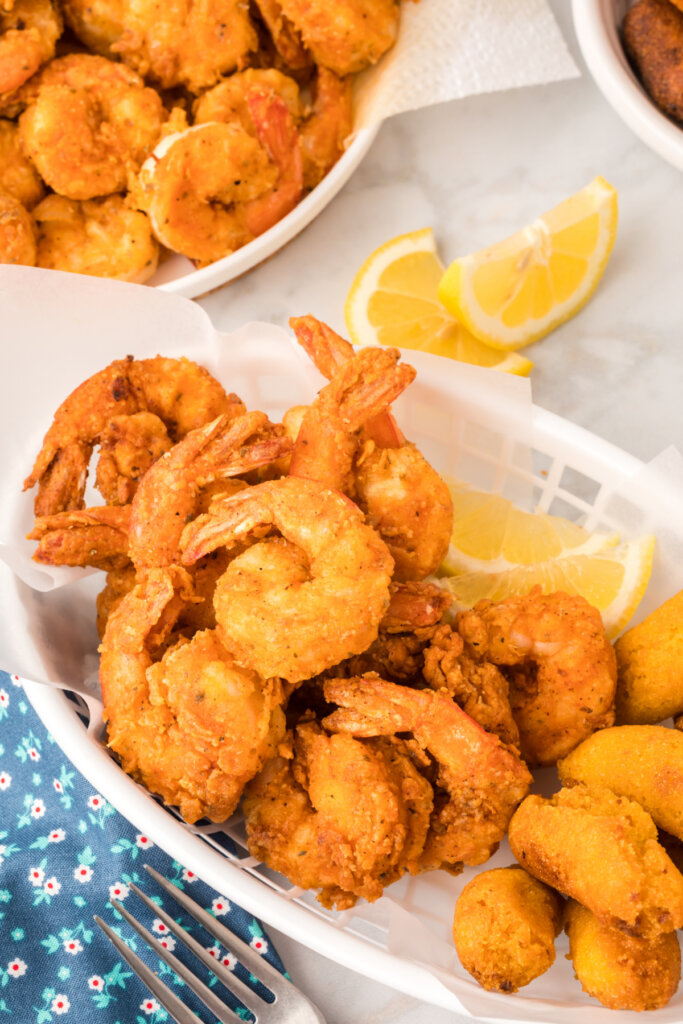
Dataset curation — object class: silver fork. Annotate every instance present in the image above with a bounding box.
[94,863,326,1024]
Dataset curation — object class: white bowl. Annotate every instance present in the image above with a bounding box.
[147,125,379,299]
[572,0,683,170]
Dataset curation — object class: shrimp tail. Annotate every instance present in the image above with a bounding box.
[244,90,303,237]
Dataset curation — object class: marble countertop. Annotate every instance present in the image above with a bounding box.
[195,1,683,1020]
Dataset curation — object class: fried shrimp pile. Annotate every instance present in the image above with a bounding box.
[1,1,399,274]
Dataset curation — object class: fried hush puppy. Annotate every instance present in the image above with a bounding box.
[564,900,681,1011]
[452,866,563,993]
[559,724,683,841]
[623,0,683,123]
[508,784,683,939]
[615,587,683,723]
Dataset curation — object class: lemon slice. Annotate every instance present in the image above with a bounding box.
[344,227,533,375]
[439,481,654,639]
[437,177,618,350]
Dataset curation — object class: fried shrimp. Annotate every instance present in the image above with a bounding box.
[0,0,62,96]
[299,67,353,190]
[33,194,159,282]
[0,118,44,209]
[193,67,302,132]
[508,785,683,939]
[273,0,399,75]
[28,504,131,571]
[0,189,36,265]
[24,355,245,516]
[19,54,164,200]
[323,676,532,872]
[181,476,394,683]
[135,92,302,266]
[251,0,311,71]
[243,719,433,909]
[457,588,617,765]
[99,566,286,823]
[129,410,291,570]
[290,315,454,580]
[62,0,258,93]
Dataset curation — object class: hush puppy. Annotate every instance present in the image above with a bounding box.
[453,866,563,992]
[615,588,683,724]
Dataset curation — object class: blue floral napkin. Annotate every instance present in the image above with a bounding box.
[0,670,286,1024]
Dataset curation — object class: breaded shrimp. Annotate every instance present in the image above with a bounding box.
[28,504,131,571]
[181,476,394,683]
[243,719,433,909]
[99,567,286,823]
[623,0,683,123]
[291,316,453,580]
[24,355,245,515]
[0,118,45,209]
[193,67,302,132]
[323,676,531,871]
[61,0,257,93]
[564,899,681,1011]
[0,0,62,96]
[457,588,617,765]
[95,412,172,506]
[135,92,302,266]
[19,54,164,200]
[508,784,683,939]
[0,189,36,266]
[251,0,311,71]
[275,0,399,75]
[614,587,683,723]
[299,67,353,190]
[33,194,159,283]
[558,724,683,841]
[453,866,564,993]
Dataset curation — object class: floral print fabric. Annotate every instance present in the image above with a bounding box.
[0,671,286,1023]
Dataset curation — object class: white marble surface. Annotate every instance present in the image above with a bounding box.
[194,2,683,1020]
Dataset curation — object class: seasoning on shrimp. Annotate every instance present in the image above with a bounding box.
[299,68,353,190]
[193,68,303,133]
[0,0,63,97]
[19,54,164,201]
[181,475,395,683]
[0,118,45,209]
[0,189,36,266]
[134,92,303,266]
[33,194,160,283]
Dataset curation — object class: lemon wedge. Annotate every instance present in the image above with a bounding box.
[344,227,533,375]
[439,481,654,639]
[437,177,618,350]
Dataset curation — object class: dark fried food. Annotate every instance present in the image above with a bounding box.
[323,676,531,872]
[243,719,433,909]
[614,587,683,723]
[508,784,683,939]
[453,866,563,993]
[558,724,683,841]
[456,588,617,765]
[623,0,683,123]
[565,899,681,1010]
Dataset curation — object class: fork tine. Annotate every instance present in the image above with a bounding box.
[104,900,242,1024]
[94,915,204,1024]
[143,863,285,988]
[127,880,263,1013]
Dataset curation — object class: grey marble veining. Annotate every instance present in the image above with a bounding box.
[197,2,683,1019]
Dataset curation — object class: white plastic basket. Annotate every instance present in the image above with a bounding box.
[3,270,683,1022]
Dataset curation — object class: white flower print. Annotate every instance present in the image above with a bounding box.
[181,867,197,883]
[158,935,176,952]
[250,936,268,955]
[30,798,46,819]
[141,998,160,1015]
[87,794,105,811]
[48,828,66,843]
[51,994,70,1014]
[28,747,40,762]
[74,864,93,883]
[108,881,129,901]
[151,918,169,935]
[7,959,27,978]
[135,834,153,849]
[53,778,63,793]
[221,952,237,970]
[88,975,105,991]
[44,876,61,895]
[211,897,230,916]
[206,945,221,959]
[0,771,11,790]
[10,674,21,686]
[28,866,44,886]
[63,939,83,955]
[0,689,8,708]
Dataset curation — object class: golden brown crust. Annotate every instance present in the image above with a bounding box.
[623,0,683,122]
